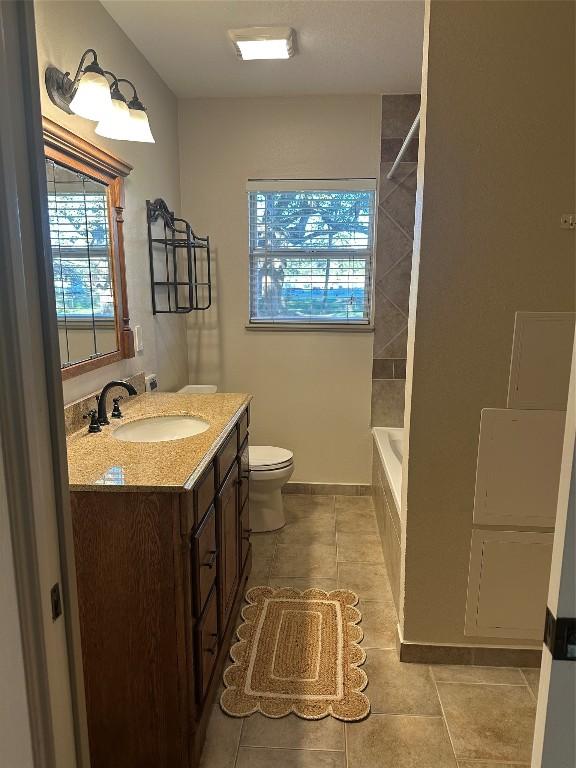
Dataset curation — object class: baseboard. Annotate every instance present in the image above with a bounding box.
[394,623,542,668]
[283,482,372,496]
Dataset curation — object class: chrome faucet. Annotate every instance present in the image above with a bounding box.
[97,380,137,425]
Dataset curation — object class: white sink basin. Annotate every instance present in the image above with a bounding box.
[112,415,210,443]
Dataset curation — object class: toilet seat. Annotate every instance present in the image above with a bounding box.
[249,446,293,472]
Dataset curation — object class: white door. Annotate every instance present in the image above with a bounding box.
[531,335,576,768]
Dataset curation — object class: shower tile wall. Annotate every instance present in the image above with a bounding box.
[372,94,420,427]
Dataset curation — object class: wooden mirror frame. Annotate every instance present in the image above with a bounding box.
[43,117,135,380]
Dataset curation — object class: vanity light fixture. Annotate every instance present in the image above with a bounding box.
[228,27,295,60]
[45,50,155,143]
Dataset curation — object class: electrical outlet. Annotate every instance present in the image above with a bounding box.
[134,324,144,352]
[560,213,575,230]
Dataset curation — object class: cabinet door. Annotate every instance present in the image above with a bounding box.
[194,586,219,704]
[192,504,217,617]
[239,436,250,511]
[217,463,239,631]
[465,529,553,640]
[240,503,251,572]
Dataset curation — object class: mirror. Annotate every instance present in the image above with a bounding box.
[46,160,118,366]
[43,118,135,379]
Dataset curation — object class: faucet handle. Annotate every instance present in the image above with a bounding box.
[111,396,124,419]
[83,409,101,433]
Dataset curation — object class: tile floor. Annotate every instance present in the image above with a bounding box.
[200,495,538,768]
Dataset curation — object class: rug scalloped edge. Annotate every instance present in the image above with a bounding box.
[222,585,370,722]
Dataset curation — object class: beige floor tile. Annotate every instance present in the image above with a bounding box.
[364,649,442,715]
[431,665,525,685]
[245,562,270,590]
[521,668,540,699]
[236,747,345,768]
[268,577,339,592]
[283,494,335,521]
[199,696,242,768]
[335,495,375,513]
[335,507,378,534]
[240,712,345,751]
[346,714,457,767]
[271,543,337,579]
[360,601,397,649]
[337,532,384,563]
[437,682,536,762]
[250,533,278,565]
[277,518,336,547]
[338,563,393,602]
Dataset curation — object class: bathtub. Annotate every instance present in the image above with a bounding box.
[372,427,403,514]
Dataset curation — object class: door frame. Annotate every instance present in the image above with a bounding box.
[531,334,576,767]
[0,2,88,766]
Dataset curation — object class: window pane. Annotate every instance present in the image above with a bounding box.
[249,187,375,324]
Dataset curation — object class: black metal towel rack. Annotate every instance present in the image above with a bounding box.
[146,198,212,314]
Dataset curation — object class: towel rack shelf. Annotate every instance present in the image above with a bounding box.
[146,198,212,314]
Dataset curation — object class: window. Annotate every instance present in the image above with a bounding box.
[248,180,376,327]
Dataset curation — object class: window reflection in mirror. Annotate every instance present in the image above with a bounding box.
[46,159,118,367]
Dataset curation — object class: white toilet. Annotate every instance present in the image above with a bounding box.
[248,446,294,532]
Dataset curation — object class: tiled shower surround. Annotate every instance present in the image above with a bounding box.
[372,94,420,428]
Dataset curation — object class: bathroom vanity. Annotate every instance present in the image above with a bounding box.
[66,392,251,768]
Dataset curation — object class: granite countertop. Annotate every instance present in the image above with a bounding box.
[66,392,251,492]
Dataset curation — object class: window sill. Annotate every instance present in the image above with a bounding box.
[245,323,375,333]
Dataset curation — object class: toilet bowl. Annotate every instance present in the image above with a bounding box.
[249,446,294,532]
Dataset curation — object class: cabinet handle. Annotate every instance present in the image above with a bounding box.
[201,550,217,569]
[204,632,218,655]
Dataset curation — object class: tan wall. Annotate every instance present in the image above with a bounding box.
[178,97,381,483]
[35,1,187,403]
[402,0,575,645]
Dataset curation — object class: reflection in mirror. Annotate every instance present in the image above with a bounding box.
[46,159,118,368]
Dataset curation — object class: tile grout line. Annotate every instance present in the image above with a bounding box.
[433,680,533,688]
[431,674,460,766]
[519,668,538,703]
[232,716,244,768]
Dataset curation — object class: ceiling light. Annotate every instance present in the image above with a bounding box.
[228,27,295,60]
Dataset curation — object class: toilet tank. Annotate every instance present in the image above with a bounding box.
[178,384,218,394]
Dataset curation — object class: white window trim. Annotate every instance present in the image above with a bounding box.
[246,179,377,331]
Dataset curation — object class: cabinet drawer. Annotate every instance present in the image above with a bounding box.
[240,504,251,570]
[239,437,249,510]
[192,505,217,617]
[195,586,219,704]
[238,408,249,450]
[215,426,238,488]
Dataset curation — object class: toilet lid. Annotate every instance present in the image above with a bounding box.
[249,446,293,471]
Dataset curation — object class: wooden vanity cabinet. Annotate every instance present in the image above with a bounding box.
[70,405,251,768]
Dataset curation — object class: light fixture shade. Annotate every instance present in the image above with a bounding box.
[127,108,155,143]
[228,27,295,60]
[95,98,131,140]
[69,70,112,121]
